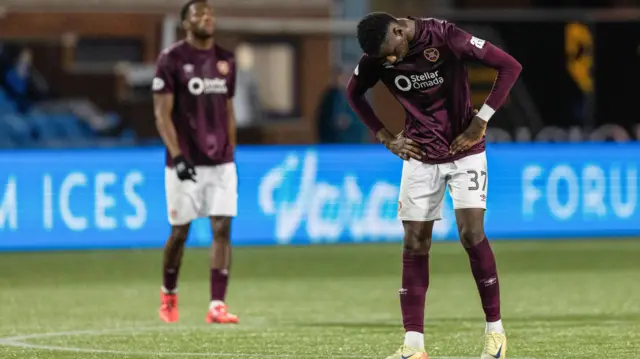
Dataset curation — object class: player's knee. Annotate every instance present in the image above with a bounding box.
[169,226,189,245]
[212,218,231,242]
[458,225,485,248]
[403,226,432,254]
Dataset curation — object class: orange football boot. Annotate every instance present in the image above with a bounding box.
[205,303,239,324]
[159,292,179,323]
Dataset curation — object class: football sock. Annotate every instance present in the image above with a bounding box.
[400,251,430,335]
[162,267,179,294]
[465,238,501,323]
[210,268,229,302]
[404,331,425,349]
[486,319,505,334]
[209,300,225,310]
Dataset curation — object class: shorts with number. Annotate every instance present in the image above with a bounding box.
[398,152,487,221]
[165,162,238,225]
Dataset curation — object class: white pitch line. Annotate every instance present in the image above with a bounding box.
[0,326,536,359]
[0,341,486,359]
[0,326,171,341]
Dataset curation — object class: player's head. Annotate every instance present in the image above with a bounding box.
[357,12,409,63]
[181,0,215,39]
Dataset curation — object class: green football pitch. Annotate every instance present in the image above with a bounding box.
[0,239,638,359]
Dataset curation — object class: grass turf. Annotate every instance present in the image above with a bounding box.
[0,239,638,358]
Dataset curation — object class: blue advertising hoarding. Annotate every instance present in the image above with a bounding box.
[0,143,638,251]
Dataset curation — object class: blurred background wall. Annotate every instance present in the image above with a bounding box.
[0,0,638,251]
[0,0,637,149]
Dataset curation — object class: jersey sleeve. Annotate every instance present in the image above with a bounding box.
[444,22,523,116]
[227,58,237,99]
[347,55,381,95]
[345,55,385,134]
[152,50,175,94]
[444,23,490,61]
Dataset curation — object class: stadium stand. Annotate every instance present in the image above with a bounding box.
[0,45,137,149]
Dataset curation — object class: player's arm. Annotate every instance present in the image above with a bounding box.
[446,24,522,120]
[345,58,423,160]
[152,52,181,157]
[227,99,237,149]
[153,93,181,157]
[446,24,522,154]
[227,60,238,150]
[152,52,196,181]
[345,62,385,139]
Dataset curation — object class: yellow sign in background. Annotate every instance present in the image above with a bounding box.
[565,22,594,94]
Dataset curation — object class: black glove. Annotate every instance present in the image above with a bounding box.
[173,155,196,182]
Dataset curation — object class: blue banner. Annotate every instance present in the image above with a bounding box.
[0,143,638,251]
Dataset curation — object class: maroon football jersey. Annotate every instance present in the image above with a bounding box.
[348,17,521,164]
[153,40,236,167]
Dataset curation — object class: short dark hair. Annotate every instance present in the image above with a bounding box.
[356,12,397,56]
[180,0,207,21]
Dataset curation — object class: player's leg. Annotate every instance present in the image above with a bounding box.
[160,167,200,323]
[387,159,445,359]
[400,220,433,349]
[455,208,505,358]
[205,215,238,323]
[160,224,191,322]
[204,163,239,324]
[449,152,506,359]
[210,217,232,303]
[455,209,501,326]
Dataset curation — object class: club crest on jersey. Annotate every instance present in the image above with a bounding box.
[183,64,194,74]
[424,48,439,62]
[217,60,230,75]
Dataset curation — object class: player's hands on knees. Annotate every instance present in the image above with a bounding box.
[385,132,425,161]
[173,155,197,182]
[450,111,486,155]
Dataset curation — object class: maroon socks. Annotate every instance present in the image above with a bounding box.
[162,267,179,294]
[398,237,503,347]
[400,251,430,333]
[465,238,501,322]
[210,268,229,302]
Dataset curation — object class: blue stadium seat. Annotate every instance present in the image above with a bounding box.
[1,113,34,145]
[28,113,66,141]
[0,88,8,103]
[0,120,17,148]
[65,114,96,138]
[139,138,164,147]
[0,135,17,148]
[0,95,136,148]
[47,113,90,140]
[104,112,122,129]
[76,119,97,138]
[120,128,136,140]
[0,89,17,113]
